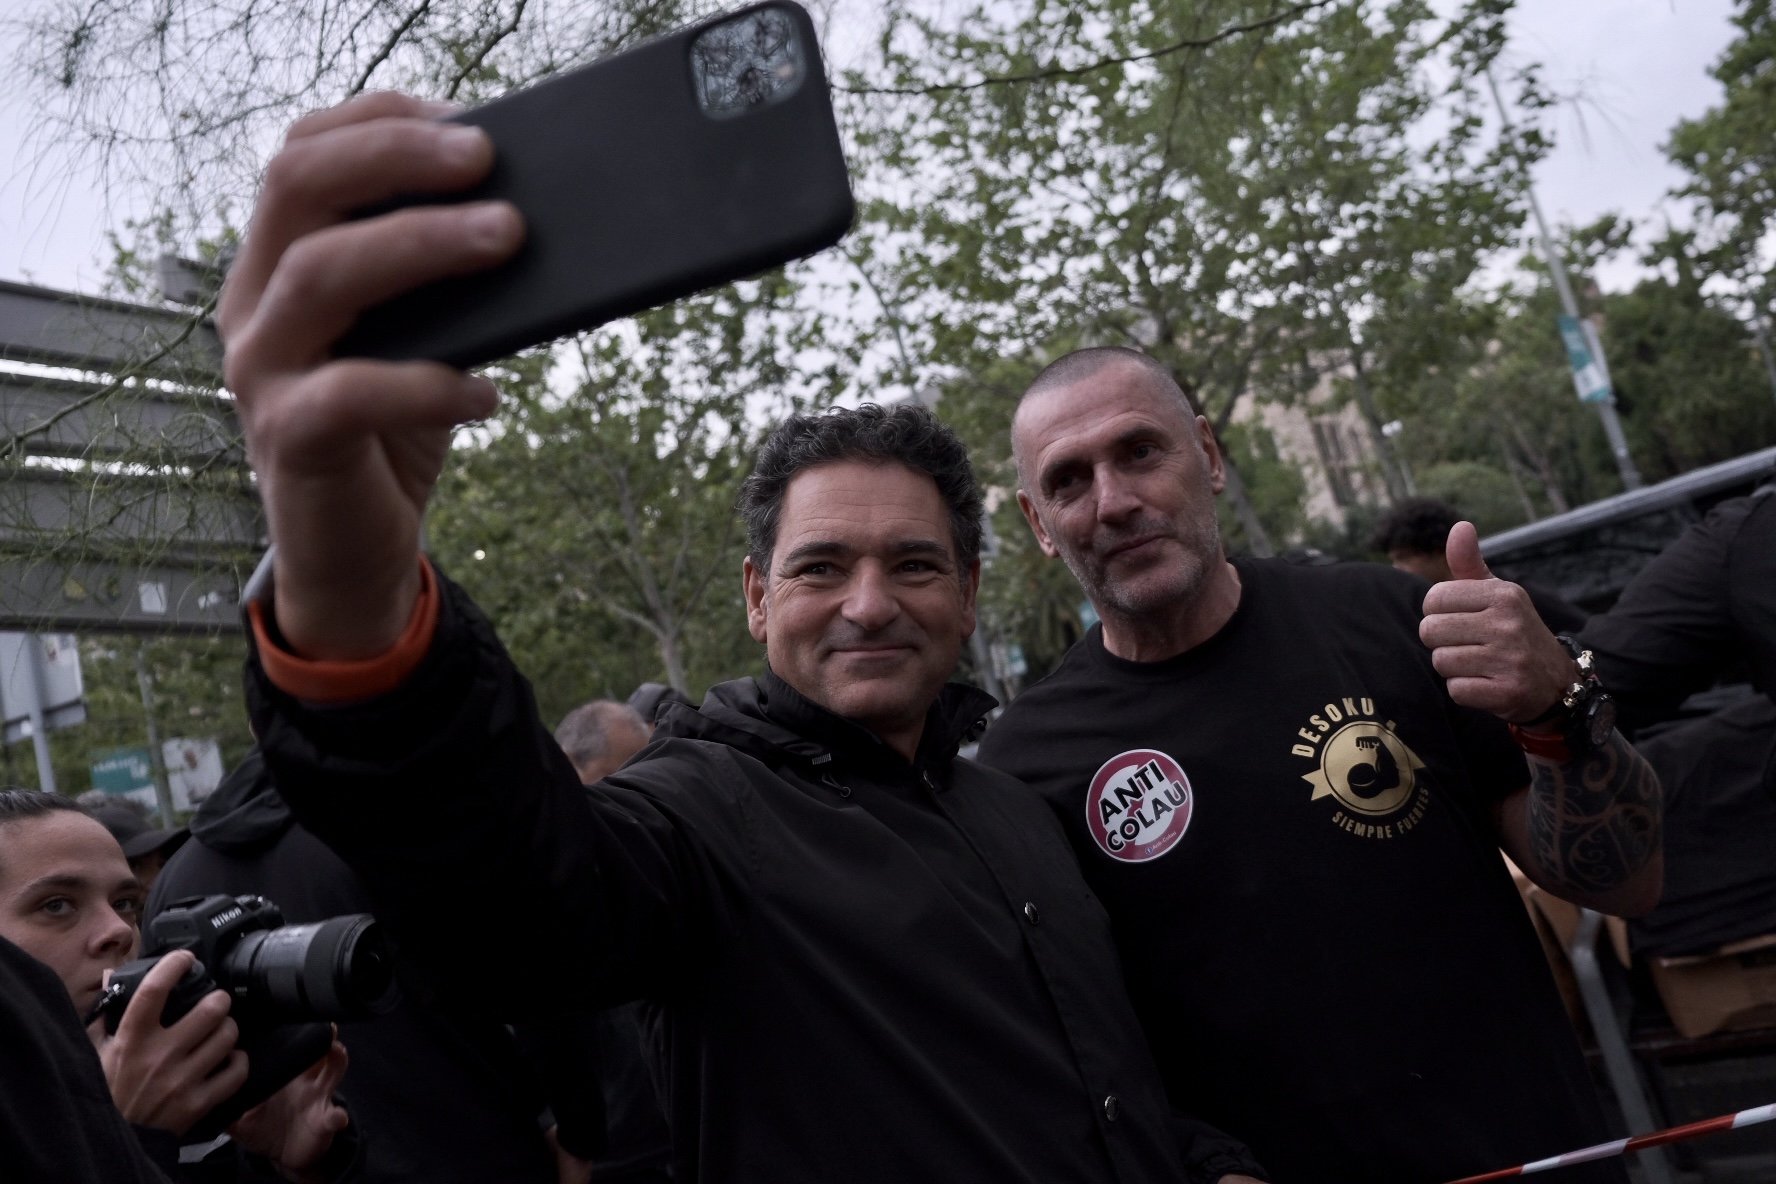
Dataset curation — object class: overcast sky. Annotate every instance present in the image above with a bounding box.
[0,0,1739,296]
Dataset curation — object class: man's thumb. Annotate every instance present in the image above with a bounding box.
[1445,520,1492,581]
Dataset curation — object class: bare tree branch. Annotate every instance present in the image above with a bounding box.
[444,0,530,99]
[841,0,1339,96]
[351,0,436,95]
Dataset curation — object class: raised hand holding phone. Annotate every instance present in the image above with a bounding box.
[341,1,853,368]
[221,2,852,661]
[219,95,520,660]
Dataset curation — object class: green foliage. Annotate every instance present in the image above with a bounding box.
[21,634,253,809]
[1665,0,1776,334]
[1603,270,1776,480]
[1396,275,1617,516]
[1413,461,1528,535]
[1390,227,1776,519]
[1215,422,1308,552]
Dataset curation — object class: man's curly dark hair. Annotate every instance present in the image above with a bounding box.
[1368,497,1461,556]
[738,403,984,576]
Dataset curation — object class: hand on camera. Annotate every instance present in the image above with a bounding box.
[545,1124,595,1184]
[97,949,249,1134]
[230,1034,352,1183]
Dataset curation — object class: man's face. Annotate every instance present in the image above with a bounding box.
[744,460,979,757]
[1015,363,1226,624]
[0,813,142,1012]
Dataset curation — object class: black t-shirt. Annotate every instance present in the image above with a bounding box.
[980,558,1623,1184]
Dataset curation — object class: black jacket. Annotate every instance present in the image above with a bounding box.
[1582,489,1776,735]
[150,751,565,1184]
[0,936,173,1184]
[249,571,1232,1184]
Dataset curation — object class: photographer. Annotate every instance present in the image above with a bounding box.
[0,789,356,1183]
[153,747,604,1184]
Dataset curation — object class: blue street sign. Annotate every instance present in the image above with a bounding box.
[1557,315,1613,405]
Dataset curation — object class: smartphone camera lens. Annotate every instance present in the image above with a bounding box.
[690,6,806,117]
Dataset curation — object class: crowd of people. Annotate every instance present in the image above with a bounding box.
[2,89,1771,1184]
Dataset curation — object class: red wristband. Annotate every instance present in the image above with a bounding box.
[1509,723,1572,764]
[248,557,440,703]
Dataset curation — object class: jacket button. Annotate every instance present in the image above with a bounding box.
[1102,1094,1120,1122]
[1022,901,1039,924]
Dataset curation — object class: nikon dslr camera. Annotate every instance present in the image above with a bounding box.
[95,894,398,1138]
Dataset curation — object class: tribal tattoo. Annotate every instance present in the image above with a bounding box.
[1525,730,1662,903]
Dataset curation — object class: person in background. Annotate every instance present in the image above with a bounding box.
[1578,488,1776,956]
[1580,487,1776,737]
[555,699,653,783]
[549,698,674,1183]
[0,788,352,1182]
[982,346,1662,1184]
[627,683,695,730]
[1369,495,1589,633]
[153,749,600,1184]
[85,799,191,894]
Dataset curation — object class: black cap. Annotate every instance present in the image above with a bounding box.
[85,802,189,862]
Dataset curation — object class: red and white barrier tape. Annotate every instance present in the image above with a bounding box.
[1442,1102,1776,1183]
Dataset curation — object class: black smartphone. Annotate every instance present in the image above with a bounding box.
[338,0,854,368]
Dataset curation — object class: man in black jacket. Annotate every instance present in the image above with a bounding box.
[218,93,1259,1184]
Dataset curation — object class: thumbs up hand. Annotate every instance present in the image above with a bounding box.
[1419,521,1577,724]
[1443,519,1493,582]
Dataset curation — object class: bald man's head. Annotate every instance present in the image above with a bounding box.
[1012,347,1196,490]
[555,699,652,784]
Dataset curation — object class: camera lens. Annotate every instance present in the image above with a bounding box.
[689,7,805,117]
[221,914,399,1020]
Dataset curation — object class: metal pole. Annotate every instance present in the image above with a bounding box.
[134,646,178,826]
[1748,305,1776,409]
[1486,69,1643,492]
[1569,910,1677,1183]
[19,634,57,795]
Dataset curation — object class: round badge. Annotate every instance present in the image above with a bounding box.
[1085,748,1193,862]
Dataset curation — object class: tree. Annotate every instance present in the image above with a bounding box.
[1601,240,1776,480]
[850,0,1531,479]
[845,0,1345,554]
[12,0,708,279]
[1665,0,1776,397]
[37,634,254,804]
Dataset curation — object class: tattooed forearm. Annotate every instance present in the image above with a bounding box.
[1526,730,1663,907]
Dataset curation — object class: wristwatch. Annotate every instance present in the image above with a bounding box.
[1508,633,1617,762]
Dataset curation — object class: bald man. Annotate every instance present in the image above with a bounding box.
[980,346,1662,1184]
